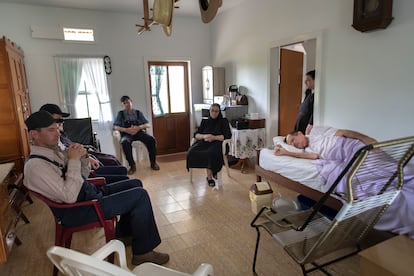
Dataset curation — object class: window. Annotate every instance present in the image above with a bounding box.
[149,64,186,117]
[55,57,112,123]
[63,28,94,42]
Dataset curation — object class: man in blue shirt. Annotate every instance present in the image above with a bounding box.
[113,95,160,174]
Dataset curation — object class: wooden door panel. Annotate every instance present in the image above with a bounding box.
[174,114,190,152]
[278,49,304,136]
[149,62,190,155]
[153,113,190,155]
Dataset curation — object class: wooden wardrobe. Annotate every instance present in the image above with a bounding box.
[0,36,31,173]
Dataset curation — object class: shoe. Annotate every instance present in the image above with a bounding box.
[213,173,218,179]
[117,236,132,247]
[132,250,170,266]
[151,163,160,170]
[128,165,136,175]
[206,177,215,187]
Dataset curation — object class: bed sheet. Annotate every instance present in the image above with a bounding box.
[259,148,323,191]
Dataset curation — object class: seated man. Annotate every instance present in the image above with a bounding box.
[113,95,160,174]
[275,126,377,160]
[40,103,127,183]
[24,110,169,266]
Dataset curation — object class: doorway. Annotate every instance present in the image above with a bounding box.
[278,48,304,136]
[147,61,191,155]
[268,33,321,145]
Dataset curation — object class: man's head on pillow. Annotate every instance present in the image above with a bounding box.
[286,131,309,149]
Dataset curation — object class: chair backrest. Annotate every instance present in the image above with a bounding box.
[47,246,135,276]
[47,240,215,276]
[277,136,414,264]
[63,118,99,149]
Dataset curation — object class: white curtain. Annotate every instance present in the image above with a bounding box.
[54,57,83,117]
[83,58,112,128]
[55,56,113,127]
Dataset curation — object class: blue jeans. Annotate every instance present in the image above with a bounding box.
[53,179,161,255]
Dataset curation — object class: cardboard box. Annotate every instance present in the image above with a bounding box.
[249,182,273,214]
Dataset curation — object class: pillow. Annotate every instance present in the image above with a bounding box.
[272,136,304,154]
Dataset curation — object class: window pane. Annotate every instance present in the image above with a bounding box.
[169,66,186,113]
[63,28,94,41]
[150,65,169,116]
[76,71,102,120]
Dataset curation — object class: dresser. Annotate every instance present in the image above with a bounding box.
[0,36,32,174]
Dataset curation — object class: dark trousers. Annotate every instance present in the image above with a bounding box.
[53,179,161,255]
[120,131,157,166]
[94,166,129,183]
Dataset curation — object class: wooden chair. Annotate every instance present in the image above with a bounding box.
[251,136,414,275]
[188,137,231,190]
[30,177,116,276]
[47,239,214,276]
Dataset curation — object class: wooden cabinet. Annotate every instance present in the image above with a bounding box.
[0,36,32,173]
[202,66,225,104]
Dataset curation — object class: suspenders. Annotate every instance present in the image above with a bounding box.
[27,154,67,180]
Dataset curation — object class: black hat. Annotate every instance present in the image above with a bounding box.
[39,103,70,117]
[25,111,59,131]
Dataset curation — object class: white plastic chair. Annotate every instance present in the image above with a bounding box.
[188,137,231,190]
[113,130,149,166]
[47,239,214,276]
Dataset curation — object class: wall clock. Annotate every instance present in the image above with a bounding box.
[103,55,112,75]
[352,0,393,32]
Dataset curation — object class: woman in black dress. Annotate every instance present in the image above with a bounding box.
[186,103,232,186]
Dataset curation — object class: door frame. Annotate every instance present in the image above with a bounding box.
[267,31,323,146]
[143,57,193,143]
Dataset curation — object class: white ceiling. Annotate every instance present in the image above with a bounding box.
[0,0,245,17]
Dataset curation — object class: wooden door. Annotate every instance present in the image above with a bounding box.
[278,49,304,136]
[148,61,190,155]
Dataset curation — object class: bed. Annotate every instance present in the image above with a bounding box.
[255,134,414,238]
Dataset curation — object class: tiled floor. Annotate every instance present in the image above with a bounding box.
[0,157,376,275]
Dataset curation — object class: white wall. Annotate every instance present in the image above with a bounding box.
[211,0,414,141]
[2,0,414,150]
[0,3,212,154]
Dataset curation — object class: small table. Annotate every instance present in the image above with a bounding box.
[230,127,266,173]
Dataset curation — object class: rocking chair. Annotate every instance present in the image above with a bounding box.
[251,136,414,275]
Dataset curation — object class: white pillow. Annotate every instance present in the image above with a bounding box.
[272,136,304,153]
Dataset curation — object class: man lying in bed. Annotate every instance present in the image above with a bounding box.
[274,126,377,160]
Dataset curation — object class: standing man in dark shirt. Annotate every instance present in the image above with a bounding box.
[113,95,160,174]
[294,70,315,135]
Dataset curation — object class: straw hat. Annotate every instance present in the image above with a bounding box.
[199,0,222,23]
[153,0,174,26]
[163,24,172,36]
